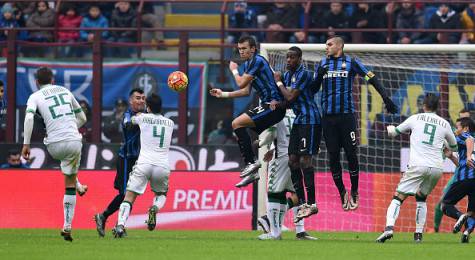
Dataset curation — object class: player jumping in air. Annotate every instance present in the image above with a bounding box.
[113,94,174,238]
[440,117,475,243]
[314,36,398,211]
[210,35,285,187]
[22,67,87,242]
[376,93,457,243]
[273,46,321,221]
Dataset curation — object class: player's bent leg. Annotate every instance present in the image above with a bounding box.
[62,174,77,242]
[289,155,305,205]
[265,192,287,239]
[147,192,167,231]
[377,193,407,243]
[329,151,348,210]
[232,114,261,177]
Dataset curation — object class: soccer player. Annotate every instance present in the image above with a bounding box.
[376,93,457,243]
[21,67,87,242]
[210,35,285,186]
[256,109,317,240]
[433,108,472,232]
[94,88,145,237]
[440,117,475,243]
[273,46,321,221]
[314,36,398,211]
[113,94,174,238]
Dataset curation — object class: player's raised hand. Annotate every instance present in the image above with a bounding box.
[274,71,282,82]
[209,88,223,98]
[21,144,30,161]
[229,61,238,72]
[383,97,398,114]
[269,100,280,110]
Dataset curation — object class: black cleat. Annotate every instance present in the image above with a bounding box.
[112,225,126,238]
[414,232,423,243]
[461,231,470,243]
[453,214,468,234]
[60,229,73,242]
[257,215,270,233]
[146,205,158,231]
[94,213,106,237]
[296,232,318,240]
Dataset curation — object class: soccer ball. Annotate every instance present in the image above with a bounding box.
[167,71,188,92]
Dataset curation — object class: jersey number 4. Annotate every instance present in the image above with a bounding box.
[153,126,165,148]
[45,93,74,119]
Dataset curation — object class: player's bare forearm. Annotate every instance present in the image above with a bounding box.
[277,84,298,103]
[234,74,253,89]
[229,85,251,98]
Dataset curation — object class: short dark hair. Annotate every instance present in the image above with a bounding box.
[35,67,54,85]
[8,149,19,157]
[423,93,439,112]
[459,108,470,114]
[146,94,162,114]
[129,88,144,97]
[238,35,257,49]
[288,46,302,58]
[456,117,475,133]
[328,35,345,48]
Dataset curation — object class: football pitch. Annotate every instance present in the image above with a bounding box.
[0,229,472,260]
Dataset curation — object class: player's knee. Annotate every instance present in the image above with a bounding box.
[231,119,241,129]
[268,192,287,203]
[299,156,312,169]
[393,195,405,203]
[415,193,427,202]
[288,157,300,171]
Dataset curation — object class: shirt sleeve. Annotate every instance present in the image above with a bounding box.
[131,114,142,125]
[122,111,132,127]
[69,92,83,114]
[25,95,37,114]
[395,115,414,134]
[244,56,262,77]
[352,57,375,81]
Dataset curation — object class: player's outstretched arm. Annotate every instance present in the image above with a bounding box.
[230,61,254,89]
[209,85,251,99]
[466,136,474,168]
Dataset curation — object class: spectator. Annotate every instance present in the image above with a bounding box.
[415,4,461,44]
[80,5,109,42]
[265,3,299,43]
[396,1,424,44]
[0,4,19,42]
[227,1,258,44]
[140,2,165,48]
[207,120,227,144]
[26,1,55,42]
[460,4,475,44]
[78,100,92,142]
[321,2,351,42]
[0,80,5,117]
[103,98,128,143]
[350,3,385,43]
[109,1,137,58]
[57,4,82,57]
[290,3,326,43]
[0,149,30,169]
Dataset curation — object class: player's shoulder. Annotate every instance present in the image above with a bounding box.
[158,114,175,126]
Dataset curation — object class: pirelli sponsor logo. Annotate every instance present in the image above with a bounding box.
[323,70,348,79]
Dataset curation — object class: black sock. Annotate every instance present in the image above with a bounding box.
[443,204,461,220]
[329,152,346,195]
[303,167,316,205]
[102,194,125,220]
[287,197,295,209]
[349,170,359,194]
[234,127,255,164]
[290,168,305,204]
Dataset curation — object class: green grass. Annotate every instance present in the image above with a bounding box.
[0,229,472,259]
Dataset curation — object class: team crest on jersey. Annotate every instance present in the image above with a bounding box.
[341,61,347,69]
[291,76,296,83]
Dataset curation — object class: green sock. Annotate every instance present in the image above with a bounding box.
[434,201,443,232]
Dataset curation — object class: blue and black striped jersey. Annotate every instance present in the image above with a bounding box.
[283,64,320,125]
[118,108,141,159]
[244,54,283,103]
[315,55,373,115]
[454,132,475,182]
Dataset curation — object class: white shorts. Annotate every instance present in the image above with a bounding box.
[397,166,443,196]
[46,140,82,175]
[127,163,170,195]
[267,155,294,193]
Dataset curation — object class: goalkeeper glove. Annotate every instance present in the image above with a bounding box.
[383,97,398,114]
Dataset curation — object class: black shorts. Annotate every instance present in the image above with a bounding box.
[442,179,475,212]
[289,124,322,156]
[246,104,286,134]
[114,156,137,194]
[322,113,358,153]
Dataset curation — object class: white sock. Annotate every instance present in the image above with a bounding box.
[267,202,281,237]
[63,194,76,230]
[293,207,305,233]
[415,201,427,233]
[386,199,402,228]
[76,179,81,187]
[153,195,167,210]
[118,202,132,226]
